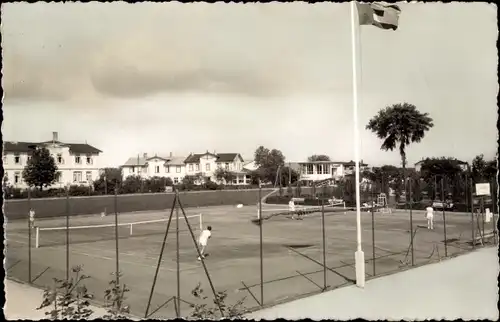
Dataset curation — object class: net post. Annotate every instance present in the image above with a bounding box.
[199,213,203,231]
[35,226,40,249]
[130,223,133,235]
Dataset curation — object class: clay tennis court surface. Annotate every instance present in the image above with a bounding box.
[5,204,480,318]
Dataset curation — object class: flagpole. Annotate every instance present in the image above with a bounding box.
[350,0,365,288]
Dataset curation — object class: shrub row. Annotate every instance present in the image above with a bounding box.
[3,183,277,200]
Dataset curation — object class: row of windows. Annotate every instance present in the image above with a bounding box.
[301,164,332,175]
[129,165,183,174]
[3,154,93,166]
[8,171,93,184]
[127,162,242,175]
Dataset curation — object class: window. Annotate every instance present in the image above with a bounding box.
[129,167,133,173]
[225,163,229,170]
[176,166,181,173]
[14,172,20,184]
[86,156,93,165]
[232,179,238,184]
[73,171,82,183]
[14,154,20,164]
[57,154,64,164]
[27,155,32,162]
[205,163,211,171]
[75,156,81,164]
[56,172,63,183]
[301,165,307,174]
[189,164,194,172]
[174,177,179,184]
[166,166,170,173]
[155,166,160,173]
[86,171,92,182]
[324,166,330,174]
[317,164,323,175]
[239,177,245,184]
[195,164,200,171]
[307,164,314,175]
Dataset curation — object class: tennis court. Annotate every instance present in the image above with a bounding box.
[5,203,487,318]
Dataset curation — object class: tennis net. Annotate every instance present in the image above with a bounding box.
[254,201,347,222]
[35,214,202,248]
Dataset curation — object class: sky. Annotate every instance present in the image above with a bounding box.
[1,2,498,168]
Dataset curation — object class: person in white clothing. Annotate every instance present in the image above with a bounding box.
[289,199,296,219]
[198,226,212,260]
[29,208,36,228]
[425,204,434,230]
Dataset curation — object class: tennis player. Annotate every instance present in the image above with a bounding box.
[289,199,296,219]
[425,203,434,230]
[29,208,36,228]
[197,226,212,260]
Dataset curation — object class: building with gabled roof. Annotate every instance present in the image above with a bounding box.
[3,132,102,189]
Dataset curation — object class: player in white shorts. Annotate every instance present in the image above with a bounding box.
[289,199,296,219]
[197,226,212,260]
[425,203,434,230]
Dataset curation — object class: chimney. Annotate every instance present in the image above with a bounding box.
[170,152,173,158]
[143,153,148,159]
[52,132,58,142]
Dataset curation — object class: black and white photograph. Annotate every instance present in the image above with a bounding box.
[2,1,498,320]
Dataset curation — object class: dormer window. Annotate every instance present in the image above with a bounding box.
[14,154,20,164]
[86,155,93,165]
[75,156,81,164]
[57,154,64,164]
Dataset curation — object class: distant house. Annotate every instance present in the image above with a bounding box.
[3,132,102,189]
[121,152,187,185]
[121,151,250,185]
[298,160,369,185]
[184,151,249,184]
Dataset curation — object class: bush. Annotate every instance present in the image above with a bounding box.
[69,185,93,197]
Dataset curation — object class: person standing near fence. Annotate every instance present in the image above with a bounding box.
[289,198,296,219]
[29,208,36,228]
[425,203,434,230]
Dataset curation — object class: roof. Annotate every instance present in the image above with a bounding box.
[3,141,102,154]
[122,155,186,167]
[122,156,148,166]
[185,152,242,163]
[216,153,243,163]
[297,160,368,166]
[415,159,468,166]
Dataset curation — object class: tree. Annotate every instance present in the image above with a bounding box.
[307,155,331,162]
[214,168,236,185]
[122,175,142,194]
[278,166,299,186]
[366,103,434,198]
[93,168,123,194]
[22,147,58,190]
[472,154,497,184]
[253,146,285,184]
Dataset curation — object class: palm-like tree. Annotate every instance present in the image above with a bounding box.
[366,103,434,199]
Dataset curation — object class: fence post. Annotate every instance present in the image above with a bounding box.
[28,188,32,284]
[441,177,448,257]
[470,177,475,249]
[35,226,40,249]
[370,187,376,276]
[321,199,327,290]
[259,181,264,306]
[409,177,414,266]
[65,186,70,282]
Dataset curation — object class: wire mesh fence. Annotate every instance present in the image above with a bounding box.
[4,176,498,319]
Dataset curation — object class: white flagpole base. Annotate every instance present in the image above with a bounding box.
[355,250,365,288]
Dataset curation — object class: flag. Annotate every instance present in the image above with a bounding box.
[356,2,401,30]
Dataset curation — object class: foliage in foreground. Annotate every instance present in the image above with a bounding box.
[37,266,244,319]
[189,283,246,319]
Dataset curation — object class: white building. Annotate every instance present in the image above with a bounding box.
[121,151,250,185]
[184,151,250,184]
[121,153,187,184]
[3,132,102,189]
[298,160,369,185]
